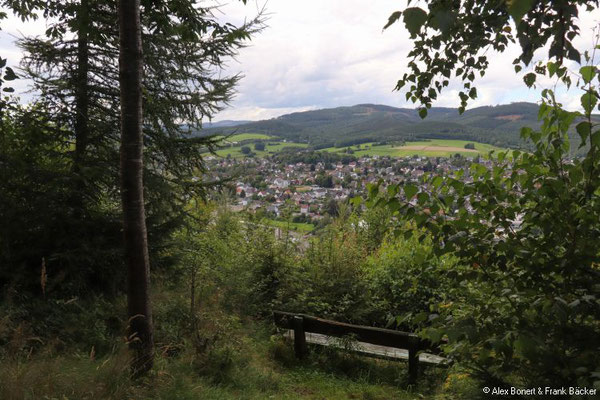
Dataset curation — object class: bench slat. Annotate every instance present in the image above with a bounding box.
[274,310,422,350]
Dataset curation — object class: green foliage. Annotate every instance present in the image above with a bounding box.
[0,0,263,301]
[371,70,600,388]
[0,105,124,295]
[384,1,591,110]
[366,231,455,330]
[315,173,334,188]
[240,145,252,154]
[210,102,556,151]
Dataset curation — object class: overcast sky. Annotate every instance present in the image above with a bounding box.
[2,1,600,121]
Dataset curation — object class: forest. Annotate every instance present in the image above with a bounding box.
[1,1,600,399]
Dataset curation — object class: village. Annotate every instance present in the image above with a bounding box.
[205,151,490,230]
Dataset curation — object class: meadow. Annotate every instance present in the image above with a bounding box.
[212,134,506,159]
[262,218,315,232]
[321,139,504,158]
[214,133,309,158]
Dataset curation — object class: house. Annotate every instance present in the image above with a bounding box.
[273,178,290,188]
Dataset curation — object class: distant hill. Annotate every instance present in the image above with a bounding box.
[203,102,589,151]
[203,120,251,129]
[203,102,542,149]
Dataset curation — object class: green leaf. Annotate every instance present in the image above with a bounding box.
[418,108,428,119]
[591,131,600,147]
[404,184,418,200]
[387,198,401,213]
[581,92,597,114]
[403,7,428,37]
[507,0,535,24]
[383,11,402,30]
[469,87,477,99]
[580,66,597,84]
[523,72,536,88]
[350,196,363,207]
[4,67,17,81]
[417,192,429,205]
[367,183,379,199]
[387,184,399,197]
[576,121,591,144]
[547,61,557,77]
[430,8,455,36]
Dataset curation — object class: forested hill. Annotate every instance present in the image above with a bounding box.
[206,102,546,148]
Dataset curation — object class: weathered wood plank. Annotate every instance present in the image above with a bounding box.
[283,331,447,366]
[274,310,419,350]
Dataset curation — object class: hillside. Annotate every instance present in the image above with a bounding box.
[206,102,546,149]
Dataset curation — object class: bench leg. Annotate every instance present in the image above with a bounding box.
[293,316,307,359]
[408,348,418,384]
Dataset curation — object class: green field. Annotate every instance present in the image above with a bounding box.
[218,133,273,142]
[262,218,315,232]
[215,140,308,158]
[321,139,504,158]
[213,135,507,159]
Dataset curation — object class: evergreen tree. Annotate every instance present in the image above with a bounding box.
[1,0,262,295]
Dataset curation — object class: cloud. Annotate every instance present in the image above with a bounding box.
[1,2,599,120]
[214,1,600,120]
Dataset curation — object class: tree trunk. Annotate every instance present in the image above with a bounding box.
[118,0,154,375]
[74,0,89,173]
[71,0,90,217]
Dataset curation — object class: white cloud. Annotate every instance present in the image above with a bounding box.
[213,1,600,119]
[1,2,599,119]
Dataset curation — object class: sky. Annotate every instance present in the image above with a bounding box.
[1,1,600,121]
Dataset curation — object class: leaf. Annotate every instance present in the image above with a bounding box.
[4,67,17,81]
[507,0,535,24]
[350,196,363,207]
[404,184,418,200]
[523,72,536,88]
[547,61,557,77]
[387,184,399,197]
[591,131,600,147]
[581,92,597,115]
[383,11,402,30]
[417,192,429,205]
[580,66,597,84]
[418,108,428,119]
[403,7,428,37]
[431,7,455,36]
[576,121,591,144]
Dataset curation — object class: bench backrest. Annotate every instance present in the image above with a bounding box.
[273,310,430,352]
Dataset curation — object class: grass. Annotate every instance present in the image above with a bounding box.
[214,141,308,158]
[295,186,313,193]
[262,218,315,232]
[321,139,505,158]
[217,133,273,142]
[212,135,509,159]
[0,320,450,400]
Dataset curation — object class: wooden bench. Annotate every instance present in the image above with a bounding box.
[273,310,447,384]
